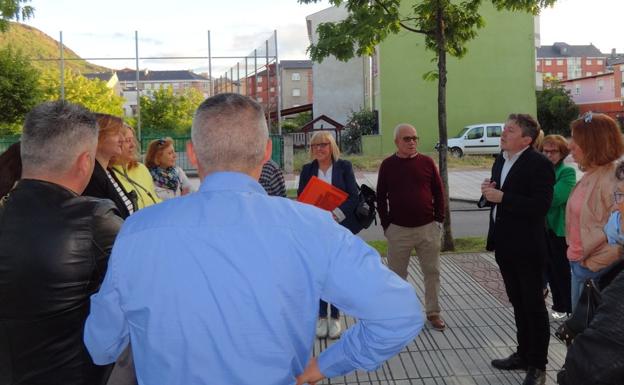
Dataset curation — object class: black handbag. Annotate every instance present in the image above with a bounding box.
[355,184,377,229]
[555,278,602,347]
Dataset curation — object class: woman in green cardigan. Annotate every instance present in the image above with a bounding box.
[541,135,577,318]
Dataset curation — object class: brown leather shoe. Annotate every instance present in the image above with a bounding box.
[427,315,446,331]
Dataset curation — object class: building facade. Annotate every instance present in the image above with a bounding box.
[560,63,624,120]
[536,43,607,81]
[367,1,538,155]
[280,60,313,109]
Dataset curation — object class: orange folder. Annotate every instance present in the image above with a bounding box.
[297,176,348,211]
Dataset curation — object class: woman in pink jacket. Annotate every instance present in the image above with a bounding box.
[566,112,624,310]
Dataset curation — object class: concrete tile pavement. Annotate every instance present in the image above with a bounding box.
[314,253,567,385]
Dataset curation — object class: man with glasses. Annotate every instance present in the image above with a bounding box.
[377,123,447,331]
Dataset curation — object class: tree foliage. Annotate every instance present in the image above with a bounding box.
[139,87,205,136]
[39,69,124,116]
[536,83,578,136]
[342,109,377,154]
[298,0,557,250]
[0,0,34,32]
[0,45,41,134]
[281,111,312,133]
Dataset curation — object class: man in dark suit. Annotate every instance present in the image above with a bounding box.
[480,114,554,385]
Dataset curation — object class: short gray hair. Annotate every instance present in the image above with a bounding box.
[192,93,268,174]
[21,101,98,174]
[393,123,416,140]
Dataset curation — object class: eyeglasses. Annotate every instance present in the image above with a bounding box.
[542,149,560,155]
[402,136,419,143]
[614,191,624,204]
[311,142,330,149]
[583,112,593,123]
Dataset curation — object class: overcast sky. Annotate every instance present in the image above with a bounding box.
[22,0,623,74]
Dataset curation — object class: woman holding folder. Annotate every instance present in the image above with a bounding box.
[298,131,362,340]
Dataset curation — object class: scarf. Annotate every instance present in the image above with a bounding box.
[149,166,180,192]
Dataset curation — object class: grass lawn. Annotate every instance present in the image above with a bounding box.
[367,237,486,256]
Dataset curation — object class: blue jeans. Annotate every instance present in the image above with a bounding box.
[570,261,607,311]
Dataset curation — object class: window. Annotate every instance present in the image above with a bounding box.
[586,59,592,65]
[291,72,301,81]
[597,59,603,65]
[256,97,263,103]
[257,86,262,93]
[466,127,484,140]
[292,88,301,97]
[145,83,152,90]
[597,79,605,92]
[270,87,275,92]
[545,72,552,77]
[557,72,564,79]
[586,72,592,76]
[545,60,552,66]
[575,83,581,95]
[536,60,540,67]
[172,83,179,89]
[556,59,563,65]
[487,125,502,138]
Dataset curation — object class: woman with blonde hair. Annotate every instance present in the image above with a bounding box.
[297,131,361,339]
[145,137,193,200]
[111,125,161,209]
[83,113,136,219]
[566,112,624,309]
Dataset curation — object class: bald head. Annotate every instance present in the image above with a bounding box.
[191,93,269,176]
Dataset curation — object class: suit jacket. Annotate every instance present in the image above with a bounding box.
[483,147,555,260]
[83,161,134,219]
[298,159,362,234]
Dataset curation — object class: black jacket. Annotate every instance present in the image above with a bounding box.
[83,161,134,219]
[0,179,122,385]
[559,269,624,385]
[298,159,362,234]
[482,148,554,260]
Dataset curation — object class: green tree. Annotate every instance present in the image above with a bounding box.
[299,0,556,250]
[0,0,34,32]
[536,83,578,136]
[39,69,124,116]
[342,109,377,154]
[140,87,205,136]
[281,111,312,133]
[0,45,41,135]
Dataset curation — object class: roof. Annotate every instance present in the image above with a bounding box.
[537,43,603,58]
[84,72,115,82]
[560,71,613,83]
[116,70,209,82]
[280,60,312,69]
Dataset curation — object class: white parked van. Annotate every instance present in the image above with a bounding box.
[436,123,504,157]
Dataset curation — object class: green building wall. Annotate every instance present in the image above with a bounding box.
[374,2,537,155]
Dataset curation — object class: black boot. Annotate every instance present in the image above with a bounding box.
[522,367,545,385]
[491,352,528,370]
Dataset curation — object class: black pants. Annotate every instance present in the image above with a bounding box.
[319,300,339,319]
[496,253,550,370]
[545,231,572,313]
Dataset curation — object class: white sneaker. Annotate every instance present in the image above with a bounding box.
[328,318,342,339]
[316,318,328,338]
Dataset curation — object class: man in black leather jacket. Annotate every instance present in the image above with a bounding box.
[0,101,123,385]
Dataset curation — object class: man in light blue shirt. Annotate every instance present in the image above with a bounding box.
[84,93,423,385]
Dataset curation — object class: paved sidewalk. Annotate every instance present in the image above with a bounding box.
[285,170,490,203]
[315,252,567,385]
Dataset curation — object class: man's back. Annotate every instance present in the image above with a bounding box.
[86,172,422,385]
[0,179,121,385]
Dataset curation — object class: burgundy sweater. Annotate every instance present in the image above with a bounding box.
[376,153,445,230]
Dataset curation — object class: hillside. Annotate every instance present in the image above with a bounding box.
[0,22,110,73]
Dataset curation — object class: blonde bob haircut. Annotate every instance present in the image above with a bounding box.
[309,131,340,161]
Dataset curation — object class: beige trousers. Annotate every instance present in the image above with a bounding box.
[386,221,441,316]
